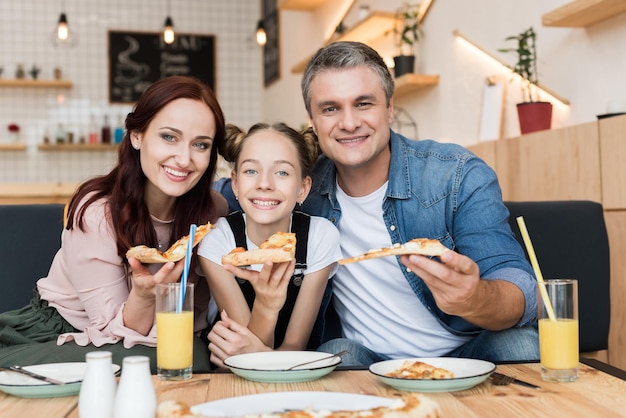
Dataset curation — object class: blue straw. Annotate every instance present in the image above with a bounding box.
[177,224,196,314]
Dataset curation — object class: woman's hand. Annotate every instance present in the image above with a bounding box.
[223,259,295,314]
[207,311,270,368]
[123,257,185,335]
[127,257,184,296]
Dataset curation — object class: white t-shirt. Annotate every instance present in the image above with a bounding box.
[334,182,471,358]
[198,213,342,323]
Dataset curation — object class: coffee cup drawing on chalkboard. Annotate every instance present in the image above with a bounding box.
[114,36,150,86]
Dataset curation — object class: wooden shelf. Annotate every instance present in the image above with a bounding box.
[0,79,73,88]
[38,143,118,151]
[394,73,440,97]
[291,11,395,73]
[542,0,626,27]
[0,143,27,151]
[278,0,332,10]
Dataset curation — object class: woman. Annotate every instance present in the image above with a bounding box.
[198,123,341,367]
[0,76,227,372]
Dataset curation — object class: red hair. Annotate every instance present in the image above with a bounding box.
[66,76,226,261]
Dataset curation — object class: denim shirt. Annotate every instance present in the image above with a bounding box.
[301,130,537,337]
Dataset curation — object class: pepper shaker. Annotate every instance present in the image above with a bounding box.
[113,356,156,418]
[78,351,117,418]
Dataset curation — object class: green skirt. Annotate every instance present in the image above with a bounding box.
[0,289,212,373]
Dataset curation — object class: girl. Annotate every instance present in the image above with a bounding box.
[198,123,341,367]
[0,76,227,372]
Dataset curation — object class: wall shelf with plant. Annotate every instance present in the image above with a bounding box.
[395,73,439,97]
[498,27,553,135]
[291,10,396,73]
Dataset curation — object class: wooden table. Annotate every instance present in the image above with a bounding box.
[2,359,626,417]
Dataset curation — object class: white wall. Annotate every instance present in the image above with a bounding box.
[0,0,262,183]
[262,0,626,145]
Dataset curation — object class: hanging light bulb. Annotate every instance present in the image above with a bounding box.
[57,13,69,41]
[256,20,267,46]
[163,16,175,44]
[163,0,174,44]
[52,0,76,47]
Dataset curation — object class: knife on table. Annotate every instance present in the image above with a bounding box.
[7,365,66,385]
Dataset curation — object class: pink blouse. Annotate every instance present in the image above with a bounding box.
[37,197,210,348]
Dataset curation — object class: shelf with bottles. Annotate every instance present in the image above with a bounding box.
[0,143,27,151]
[0,79,73,88]
[37,143,118,151]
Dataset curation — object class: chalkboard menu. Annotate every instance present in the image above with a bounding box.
[263,10,280,86]
[262,0,280,86]
[108,31,215,103]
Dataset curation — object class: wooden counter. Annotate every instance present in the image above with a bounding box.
[0,182,78,204]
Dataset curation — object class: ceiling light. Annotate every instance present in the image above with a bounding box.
[163,0,175,44]
[256,20,267,46]
[163,16,175,44]
[57,13,69,41]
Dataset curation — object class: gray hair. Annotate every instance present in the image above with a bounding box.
[301,41,395,117]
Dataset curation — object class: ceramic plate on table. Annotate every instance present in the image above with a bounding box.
[223,351,341,383]
[370,357,495,392]
[0,362,120,398]
[192,391,393,416]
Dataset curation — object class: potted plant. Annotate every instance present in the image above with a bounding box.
[388,2,422,78]
[498,27,552,135]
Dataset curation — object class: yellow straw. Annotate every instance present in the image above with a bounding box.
[516,216,556,321]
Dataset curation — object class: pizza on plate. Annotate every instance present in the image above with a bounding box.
[385,360,454,380]
[221,231,296,267]
[125,223,214,264]
[156,393,441,418]
[338,238,448,265]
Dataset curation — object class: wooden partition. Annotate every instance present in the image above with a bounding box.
[468,114,626,370]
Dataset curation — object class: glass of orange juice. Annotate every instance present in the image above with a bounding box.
[156,283,194,380]
[538,279,579,382]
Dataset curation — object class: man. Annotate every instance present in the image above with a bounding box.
[300,41,539,365]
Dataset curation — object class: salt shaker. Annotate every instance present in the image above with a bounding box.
[79,351,117,418]
[113,355,156,418]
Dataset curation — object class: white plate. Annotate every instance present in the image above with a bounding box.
[369,357,495,392]
[192,391,394,416]
[223,351,341,383]
[0,362,120,398]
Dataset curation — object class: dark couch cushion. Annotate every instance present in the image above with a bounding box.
[0,204,65,312]
[505,200,610,352]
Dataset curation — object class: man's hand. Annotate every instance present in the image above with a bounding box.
[400,251,523,330]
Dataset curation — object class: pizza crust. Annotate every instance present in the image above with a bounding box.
[338,238,448,265]
[156,393,441,418]
[126,223,214,264]
[221,231,296,267]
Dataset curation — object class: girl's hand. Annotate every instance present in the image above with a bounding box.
[223,259,295,313]
[207,311,270,368]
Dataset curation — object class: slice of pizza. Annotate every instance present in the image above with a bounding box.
[221,231,296,267]
[385,360,455,380]
[338,238,448,265]
[126,223,214,264]
[156,393,441,418]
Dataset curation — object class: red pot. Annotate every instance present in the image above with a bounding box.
[516,102,553,135]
